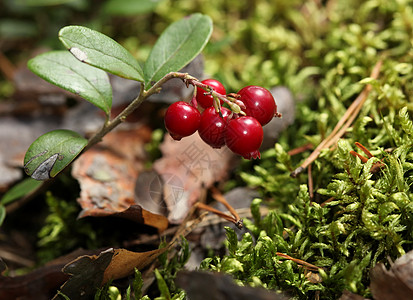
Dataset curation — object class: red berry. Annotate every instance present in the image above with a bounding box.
[198,107,232,148]
[225,116,263,159]
[196,79,226,109]
[164,101,200,140]
[237,85,277,126]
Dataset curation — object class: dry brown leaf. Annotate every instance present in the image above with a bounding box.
[80,205,168,233]
[102,247,167,283]
[72,125,151,211]
[370,250,413,300]
[72,125,170,231]
[0,263,68,300]
[0,249,99,300]
[153,133,236,223]
[56,247,167,299]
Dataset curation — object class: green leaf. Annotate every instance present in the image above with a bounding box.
[103,0,164,16]
[131,268,143,299]
[155,269,171,299]
[0,178,43,205]
[0,205,5,227]
[28,51,112,115]
[220,257,244,273]
[144,13,212,86]
[24,129,87,181]
[59,25,144,82]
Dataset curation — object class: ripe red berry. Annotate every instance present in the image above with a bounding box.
[164,101,200,140]
[225,116,263,159]
[196,79,226,109]
[237,85,277,126]
[198,107,232,148]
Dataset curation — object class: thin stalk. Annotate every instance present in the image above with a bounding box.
[84,71,245,152]
[84,72,191,151]
[290,59,383,178]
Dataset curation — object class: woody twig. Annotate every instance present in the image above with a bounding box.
[290,59,383,178]
[195,187,243,229]
[276,252,321,272]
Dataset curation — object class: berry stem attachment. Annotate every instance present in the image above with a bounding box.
[185,77,246,113]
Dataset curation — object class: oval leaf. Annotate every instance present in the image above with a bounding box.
[24,129,88,181]
[0,178,43,205]
[144,13,212,86]
[28,51,112,115]
[59,25,144,82]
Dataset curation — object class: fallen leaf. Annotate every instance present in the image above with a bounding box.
[0,264,68,300]
[56,247,167,299]
[72,125,170,231]
[80,204,168,233]
[134,170,167,217]
[102,247,167,283]
[153,133,236,223]
[0,249,97,300]
[370,250,413,300]
[55,249,114,299]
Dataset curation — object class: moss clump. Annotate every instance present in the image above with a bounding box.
[187,0,413,298]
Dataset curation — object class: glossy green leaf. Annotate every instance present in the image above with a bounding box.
[0,178,43,205]
[144,13,212,86]
[24,129,87,181]
[28,51,112,115]
[103,0,163,16]
[59,25,144,81]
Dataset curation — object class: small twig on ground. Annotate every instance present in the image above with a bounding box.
[320,196,335,207]
[211,187,241,223]
[195,188,243,229]
[287,143,314,156]
[290,59,383,178]
[276,252,321,272]
[350,142,385,173]
[170,205,209,246]
[308,164,314,200]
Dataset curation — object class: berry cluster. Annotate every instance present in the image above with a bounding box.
[164,79,280,160]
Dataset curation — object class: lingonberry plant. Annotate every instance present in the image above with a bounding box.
[22,13,280,182]
[163,78,280,158]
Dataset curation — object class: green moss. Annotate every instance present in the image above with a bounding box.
[181,0,413,298]
[36,191,98,264]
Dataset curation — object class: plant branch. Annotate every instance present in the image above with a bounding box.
[84,72,191,151]
[84,71,246,152]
